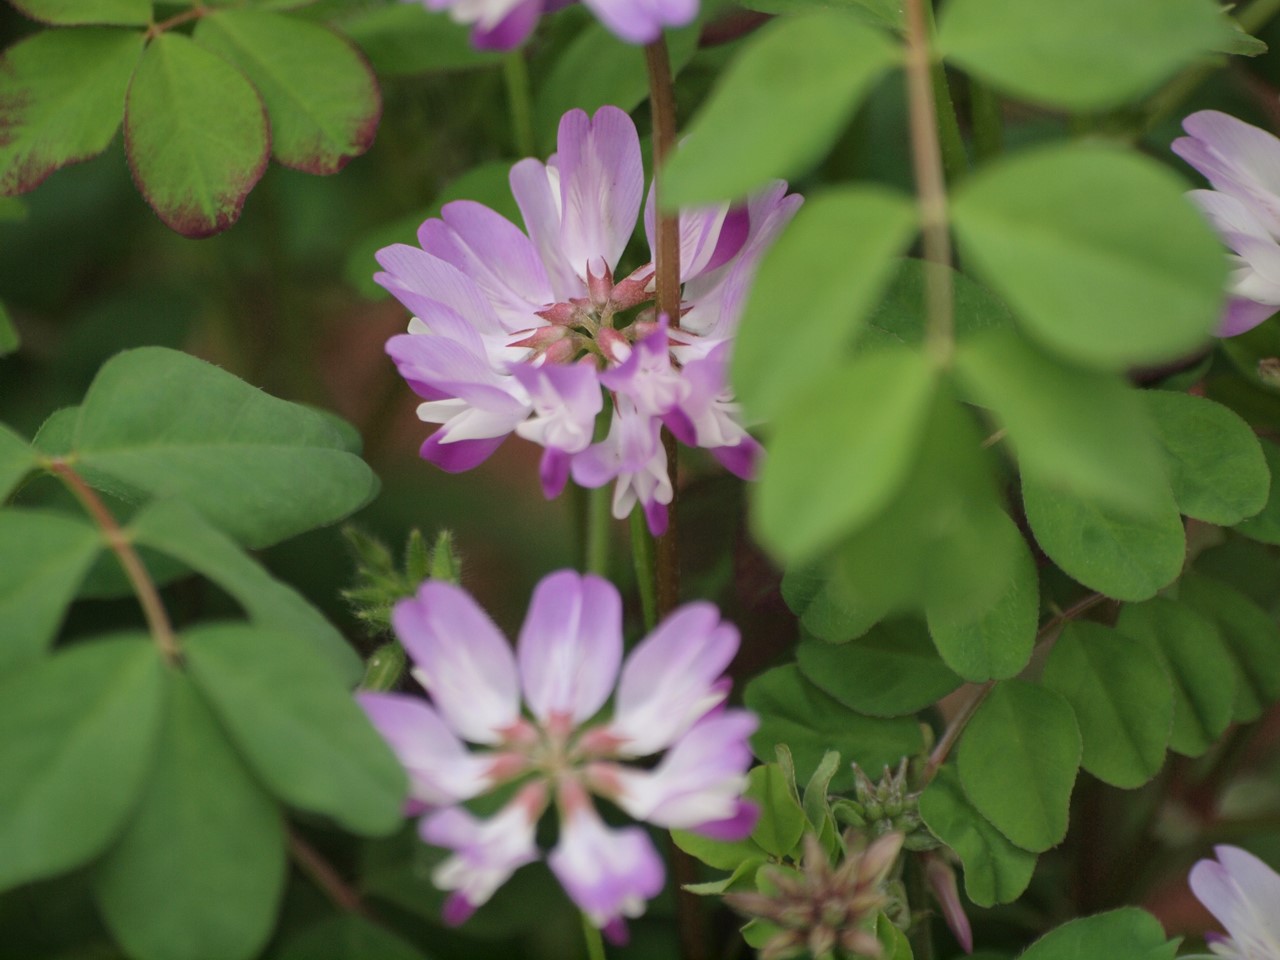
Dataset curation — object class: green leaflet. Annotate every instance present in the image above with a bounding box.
[0,423,38,502]
[1016,908,1178,960]
[336,3,503,75]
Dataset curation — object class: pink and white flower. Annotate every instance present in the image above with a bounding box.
[1173,111,1280,336]
[379,105,801,534]
[414,0,696,52]
[1189,844,1280,959]
[357,570,758,939]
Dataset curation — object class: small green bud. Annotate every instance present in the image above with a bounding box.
[429,530,463,583]
[360,642,407,692]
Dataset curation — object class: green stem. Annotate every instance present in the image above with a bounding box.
[1240,0,1280,34]
[503,52,537,158]
[630,507,658,631]
[969,77,1003,162]
[585,485,612,577]
[581,913,608,960]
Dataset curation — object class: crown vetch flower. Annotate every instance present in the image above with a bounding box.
[414,0,695,52]
[357,570,758,939]
[378,105,802,534]
[1173,111,1280,336]
[1190,844,1280,960]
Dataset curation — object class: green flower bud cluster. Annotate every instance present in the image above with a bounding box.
[832,760,939,853]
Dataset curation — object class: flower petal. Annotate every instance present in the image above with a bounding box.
[470,0,542,49]
[548,804,665,931]
[510,156,583,301]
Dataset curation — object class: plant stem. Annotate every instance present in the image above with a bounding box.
[630,507,658,630]
[288,831,372,918]
[47,459,180,665]
[581,913,608,960]
[585,484,612,577]
[1240,0,1280,35]
[969,78,1004,162]
[503,51,537,158]
[923,2,967,184]
[904,0,955,366]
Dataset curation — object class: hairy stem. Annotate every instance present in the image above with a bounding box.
[48,459,180,664]
[904,0,955,365]
[503,51,537,158]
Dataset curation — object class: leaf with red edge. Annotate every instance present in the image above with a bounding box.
[9,0,149,26]
[194,10,380,175]
[124,33,269,237]
[0,29,144,196]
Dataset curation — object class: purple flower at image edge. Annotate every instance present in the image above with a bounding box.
[378,105,801,534]
[1173,110,1280,336]
[415,0,697,52]
[1189,844,1280,959]
[357,571,758,940]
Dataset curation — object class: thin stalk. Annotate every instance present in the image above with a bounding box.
[629,507,658,631]
[1240,0,1280,35]
[581,913,608,960]
[288,831,372,918]
[923,3,967,183]
[969,78,1004,162]
[503,52,537,158]
[47,459,180,664]
[585,484,611,577]
[904,0,955,365]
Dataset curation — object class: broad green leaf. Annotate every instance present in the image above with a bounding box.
[125,33,268,237]
[184,624,406,835]
[857,259,1015,353]
[746,764,806,858]
[1017,908,1178,960]
[956,680,1081,852]
[797,619,961,717]
[1022,477,1185,602]
[782,564,882,643]
[927,535,1037,682]
[671,828,767,872]
[661,11,898,205]
[741,0,901,28]
[939,0,1229,111]
[1179,573,1280,722]
[756,348,936,562]
[952,144,1226,370]
[70,348,378,548]
[276,916,427,960]
[745,665,923,793]
[918,767,1036,907]
[955,330,1166,514]
[336,3,504,74]
[0,423,38,501]
[1040,622,1172,789]
[535,20,699,152]
[0,303,18,357]
[10,0,148,25]
[1116,599,1234,757]
[878,913,913,960]
[94,672,286,960]
[0,637,162,891]
[1235,439,1280,544]
[193,11,378,175]
[129,500,361,685]
[734,187,917,420]
[1143,391,1269,526]
[0,509,102,671]
[0,29,145,195]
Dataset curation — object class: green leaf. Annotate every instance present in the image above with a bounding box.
[0,637,163,891]
[1143,391,1269,526]
[746,763,807,858]
[956,680,1081,852]
[1115,598,1235,757]
[0,509,102,671]
[1017,908,1177,960]
[0,303,18,357]
[276,916,428,960]
[878,913,914,960]
[0,29,145,195]
[952,144,1226,370]
[336,3,504,75]
[1179,572,1280,722]
[661,11,899,205]
[129,500,361,685]
[183,623,406,835]
[954,330,1167,514]
[193,10,378,175]
[745,665,923,793]
[94,672,286,960]
[1040,622,1172,789]
[857,259,1015,352]
[756,348,936,563]
[938,0,1229,111]
[671,828,767,873]
[926,535,1038,682]
[734,187,917,420]
[1021,476,1185,602]
[797,619,961,717]
[70,347,378,548]
[0,423,38,501]
[918,767,1036,907]
[1235,439,1280,544]
[9,0,148,25]
[124,33,269,237]
[782,563,882,643]
[741,0,901,28]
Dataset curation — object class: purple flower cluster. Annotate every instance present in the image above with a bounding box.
[415,0,693,51]
[1190,845,1280,959]
[378,106,801,534]
[358,570,758,940]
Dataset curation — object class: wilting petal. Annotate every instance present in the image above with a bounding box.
[357,693,493,806]
[608,710,757,828]
[517,570,623,725]
[393,581,521,744]
[1190,845,1280,959]
[608,602,739,755]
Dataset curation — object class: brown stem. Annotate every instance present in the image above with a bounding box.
[146,5,206,38]
[903,0,954,365]
[47,459,180,664]
[288,831,372,918]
